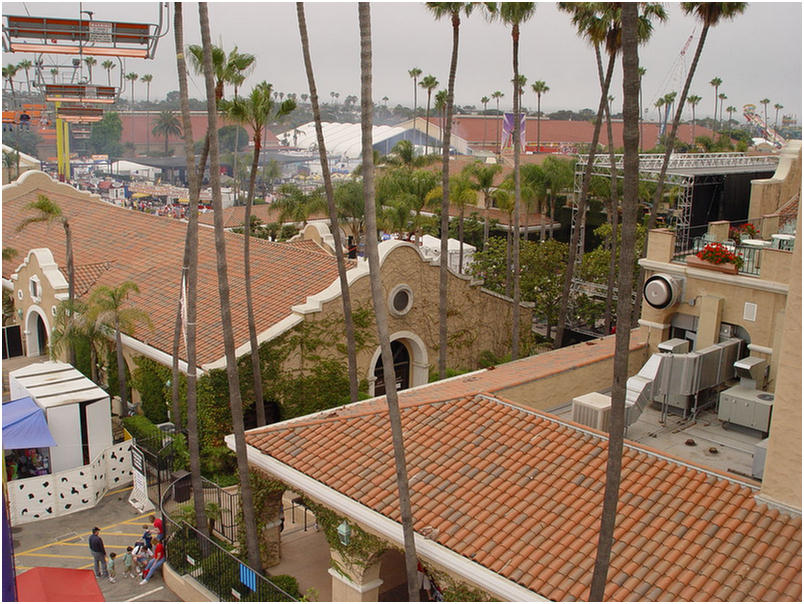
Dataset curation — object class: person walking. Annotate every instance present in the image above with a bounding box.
[88,527,108,577]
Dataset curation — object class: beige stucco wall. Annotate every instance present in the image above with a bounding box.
[496,337,649,411]
[8,249,67,357]
[749,140,802,218]
[758,202,802,512]
[640,228,792,389]
[293,243,531,391]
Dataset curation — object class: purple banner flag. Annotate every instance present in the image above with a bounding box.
[502,112,526,148]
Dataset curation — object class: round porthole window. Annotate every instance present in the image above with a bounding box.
[389,284,413,317]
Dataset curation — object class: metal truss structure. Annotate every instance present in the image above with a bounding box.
[565,152,780,334]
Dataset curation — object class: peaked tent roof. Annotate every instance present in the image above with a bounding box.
[1,397,57,450]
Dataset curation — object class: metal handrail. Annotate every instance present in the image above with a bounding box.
[160,473,297,602]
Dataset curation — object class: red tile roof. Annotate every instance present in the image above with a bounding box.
[3,175,345,366]
[246,392,801,601]
[450,115,719,151]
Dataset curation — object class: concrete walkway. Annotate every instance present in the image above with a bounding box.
[11,484,179,601]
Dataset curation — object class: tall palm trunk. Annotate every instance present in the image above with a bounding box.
[438,9,461,379]
[600,45,619,334]
[424,91,432,156]
[297,3,359,402]
[458,207,465,272]
[198,2,261,572]
[244,129,266,426]
[634,21,711,322]
[589,4,639,597]
[114,319,127,407]
[172,0,206,535]
[483,192,491,248]
[511,22,522,360]
[554,52,615,350]
[64,221,76,366]
[358,5,419,600]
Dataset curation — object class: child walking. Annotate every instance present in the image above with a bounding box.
[123,546,135,578]
[108,552,117,583]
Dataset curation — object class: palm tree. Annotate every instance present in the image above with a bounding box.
[589,4,641,598]
[542,155,574,240]
[434,89,448,143]
[726,105,736,134]
[50,299,105,383]
[223,82,295,426]
[17,59,32,93]
[638,2,747,324]
[662,91,677,133]
[171,0,206,534]
[140,74,153,104]
[101,60,115,86]
[774,102,783,132]
[3,64,18,98]
[50,67,59,84]
[488,2,536,360]
[88,281,150,411]
[17,195,75,361]
[84,56,97,83]
[718,92,727,126]
[491,90,504,154]
[687,94,702,143]
[646,4,747,232]
[467,161,502,248]
[297,2,360,403]
[419,74,438,155]
[710,76,722,130]
[654,97,665,130]
[760,97,770,135]
[531,80,549,152]
[427,1,474,380]
[125,72,138,109]
[152,110,182,156]
[555,2,666,350]
[198,2,261,572]
[480,95,490,148]
[451,171,478,271]
[140,74,154,153]
[638,66,646,150]
[359,5,419,600]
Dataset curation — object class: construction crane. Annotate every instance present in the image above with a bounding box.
[654,27,696,142]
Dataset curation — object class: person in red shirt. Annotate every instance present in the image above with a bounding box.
[139,535,164,584]
[149,514,164,540]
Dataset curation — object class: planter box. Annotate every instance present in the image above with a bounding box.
[686,254,738,274]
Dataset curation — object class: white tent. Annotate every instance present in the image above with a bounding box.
[9,361,111,473]
[112,160,162,180]
[419,234,476,274]
[280,122,407,160]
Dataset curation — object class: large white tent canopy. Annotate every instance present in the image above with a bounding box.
[280,122,407,160]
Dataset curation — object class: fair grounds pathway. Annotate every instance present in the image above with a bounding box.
[11,485,178,601]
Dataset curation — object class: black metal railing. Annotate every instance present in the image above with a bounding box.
[161,475,297,602]
[161,476,241,544]
[673,237,763,276]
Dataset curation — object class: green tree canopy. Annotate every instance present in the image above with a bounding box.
[89,112,124,157]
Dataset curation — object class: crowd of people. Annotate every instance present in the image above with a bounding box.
[88,514,165,585]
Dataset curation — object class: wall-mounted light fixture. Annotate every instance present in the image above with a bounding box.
[337,521,351,546]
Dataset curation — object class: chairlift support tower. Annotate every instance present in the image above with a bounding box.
[2,4,168,180]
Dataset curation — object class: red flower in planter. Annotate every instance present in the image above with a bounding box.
[697,242,744,270]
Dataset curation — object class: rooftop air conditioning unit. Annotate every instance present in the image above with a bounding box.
[644,274,684,310]
[572,392,611,432]
[658,338,690,354]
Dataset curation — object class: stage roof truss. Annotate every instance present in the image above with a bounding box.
[3,10,166,59]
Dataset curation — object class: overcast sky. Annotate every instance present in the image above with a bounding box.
[3,2,802,121]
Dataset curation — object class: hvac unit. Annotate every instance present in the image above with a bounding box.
[658,338,690,354]
[643,274,684,310]
[572,392,611,432]
[752,438,769,480]
[718,386,774,433]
